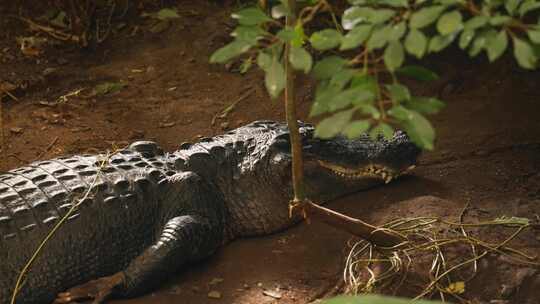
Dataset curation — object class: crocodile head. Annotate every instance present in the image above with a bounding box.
[269,122,421,203]
[175,120,420,237]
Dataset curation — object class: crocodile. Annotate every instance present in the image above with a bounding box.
[0,120,420,304]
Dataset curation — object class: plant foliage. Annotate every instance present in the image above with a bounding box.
[322,295,443,304]
[211,0,540,150]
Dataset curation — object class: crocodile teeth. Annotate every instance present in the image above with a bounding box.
[319,160,401,182]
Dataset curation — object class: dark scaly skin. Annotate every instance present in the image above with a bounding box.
[0,121,420,304]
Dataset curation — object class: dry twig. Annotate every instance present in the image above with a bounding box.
[342,210,538,303]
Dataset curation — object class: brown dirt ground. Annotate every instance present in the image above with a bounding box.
[1,1,540,304]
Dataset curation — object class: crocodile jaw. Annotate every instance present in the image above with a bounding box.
[318,160,416,184]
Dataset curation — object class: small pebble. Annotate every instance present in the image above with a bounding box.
[209,277,224,285]
[10,127,23,134]
[262,289,282,299]
[159,121,176,128]
[42,67,57,76]
[207,290,222,299]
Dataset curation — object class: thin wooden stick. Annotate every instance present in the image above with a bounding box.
[301,201,406,247]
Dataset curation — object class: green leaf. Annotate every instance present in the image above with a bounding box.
[396,65,439,81]
[264,59,286,98]
[370,9,396,24]
[310,29,343,51]
[358,104,380,119]
[350,89,376,106]
[376,0,409,7]
[322,295,444,304]
[437,10,463,35]
[370,123,394,140]
[312,56,348,80]
[429,34,456,53]
[519,0,540,16]
[315,109,354,139]
[410,6,446,29]
[310,102,328,117]
[490,15,512,26]
[350,74,378,94]
[156,8,180,20]
[459,29,475,49]
[406,111,435,150]
[436,0,461,4]
[277,28,297,42]
[367,25,391,50]
[464,15,488,30]
[330,87,375,111]
[232,26,265,44]
[386,84,410,102]
[256,52,272,70]
[232,7,272,26]
[342,7,374,30]
[343,120,371,139]
[486,30,508,61]
[310,82,342,116]
[388,107,435,150]
[330,69,357,90]
[505,0,523,15]
[513,37,537,69]
[405,29,428,58]
[527,29,540,43]
[468,32,487,57]
[388,22,407,41]
[342,7,395,29]
[210,40,252,63]
[340,24,373,50]
[384,41,405,71]
[388,105,412,120]
[271,4,288,19]
[405,97,445,114]
[289,46,312,73]
[239,58,253,74]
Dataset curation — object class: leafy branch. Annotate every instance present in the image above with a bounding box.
[211,0,540,150]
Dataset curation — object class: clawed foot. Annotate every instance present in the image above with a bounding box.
[53,272,124,304]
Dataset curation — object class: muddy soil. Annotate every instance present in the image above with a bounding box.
[1,1,539,304]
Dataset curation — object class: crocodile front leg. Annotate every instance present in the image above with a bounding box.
[54,172,226,304]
